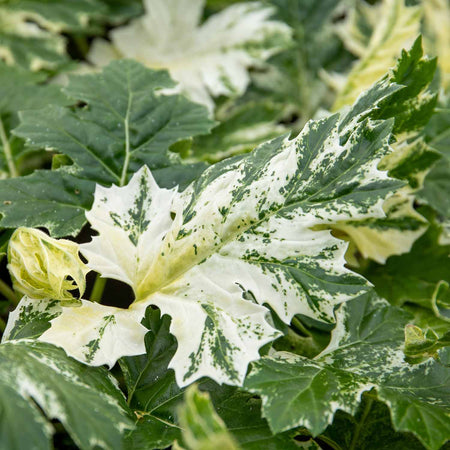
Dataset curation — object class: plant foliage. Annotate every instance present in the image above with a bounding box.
[0,1,448,449]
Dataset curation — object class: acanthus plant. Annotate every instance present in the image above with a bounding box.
[0,1,448,450]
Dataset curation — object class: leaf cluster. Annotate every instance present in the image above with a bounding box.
[0,1,448,449]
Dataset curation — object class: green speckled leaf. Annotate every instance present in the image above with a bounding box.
[0,60,214,237]
[2,296,61,341]
[244,293,450,450]
[36,100,402,386]
[0,339,133,450]
[334,38,439,262]
[338,38,437,139]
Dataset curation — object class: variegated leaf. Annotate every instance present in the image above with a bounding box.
[0,0,141,72]
[332,38,439,262]
[423,0,450,90]
[244,293,450,450]
[88,0,291,111]
[0,339,133,450]
[0,0,107,71]
[333,192,427,264]
[35,106,402,387]
[332,0,421,110]
[2,296,62,342]
[362,212,450,313]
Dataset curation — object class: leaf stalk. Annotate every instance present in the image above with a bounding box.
[90,274,107,303]
[0,118,18,177]
[0,278,19,305]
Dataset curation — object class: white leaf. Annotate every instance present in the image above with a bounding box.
[88,0,291,111]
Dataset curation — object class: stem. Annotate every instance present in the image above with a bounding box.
[90,275,107,303]
[316,435,344,450]
[291,316,312,337]
[0,279,19,305]
[0,118,18,177]
[349,396,374,450]
[119,85,133,187]
[73,34,89,57]
[0,316,6,332]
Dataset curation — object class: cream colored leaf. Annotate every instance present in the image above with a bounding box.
[80,166,180,297]
[40,300,149,367]
[423,0,450,90]
[333,191,427,264]
[333,0,421,110]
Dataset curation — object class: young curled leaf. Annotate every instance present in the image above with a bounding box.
[175,385,240,450]
[7,227,89,304]
[404,323,450,364]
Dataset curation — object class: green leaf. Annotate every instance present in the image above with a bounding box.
[404,302,450,339]
[99,0,143,24]
[101,308,305,449]
[175,385,240,450]
[0,61,69,178]
[419,95,450,238]
[206,382,310,449]
[0,170,94,237]
[322,392,427,450]
[15,60,213,187]
[258,0,350,122]
[33,98,403,386]
[87,0,292,111]
[120,308,179,410]
[0,60,214,237]
[121,308,183,450]
[245,293,450,450]
[423,0,450,91]
[0,339,133,450]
